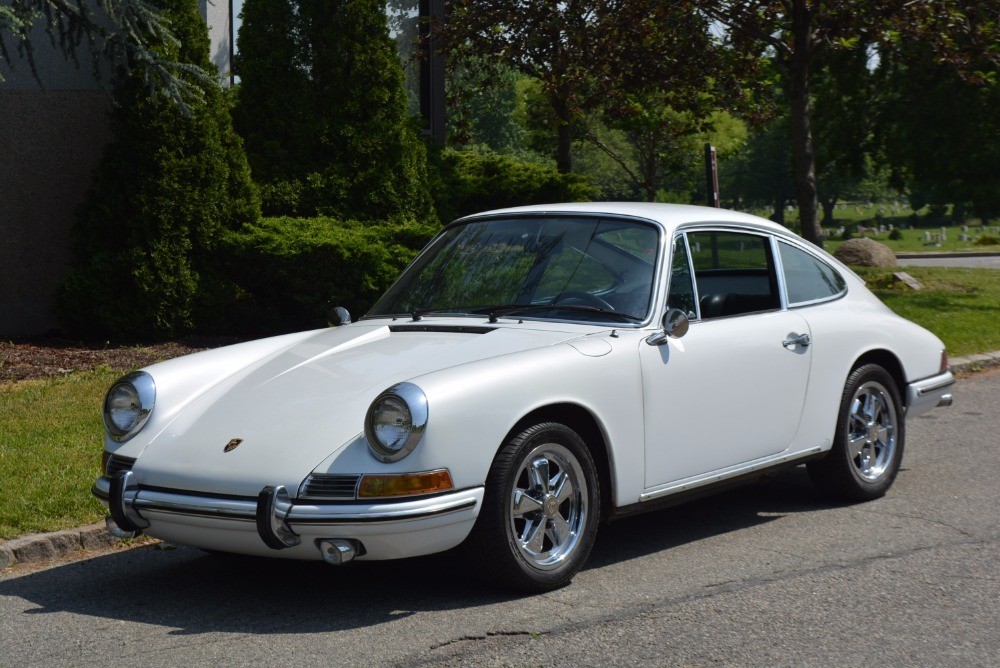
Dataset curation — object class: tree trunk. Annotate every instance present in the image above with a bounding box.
[771,194,786,226]
[821,195,837,225]
[788,1,822,246]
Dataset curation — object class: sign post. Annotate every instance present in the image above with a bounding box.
[705,143,720,208]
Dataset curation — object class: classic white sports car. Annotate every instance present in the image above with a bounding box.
[94,203,954,591]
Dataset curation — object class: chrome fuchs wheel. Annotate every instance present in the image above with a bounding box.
[509,443,588,570]
[846,381,898,482]
[809,364,906,502]
[469,422,600,592]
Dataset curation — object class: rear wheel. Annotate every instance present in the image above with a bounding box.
[808,364,905,502]
[468,422,600,592]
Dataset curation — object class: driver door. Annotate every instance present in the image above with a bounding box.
[640,231,812,490]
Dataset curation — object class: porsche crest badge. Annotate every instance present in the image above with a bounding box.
[223,438,243,453]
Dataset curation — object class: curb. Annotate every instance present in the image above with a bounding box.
[3,352,999,571]
[896,252,1000,259]
[0,522,119,570]
[949,350,1000,374]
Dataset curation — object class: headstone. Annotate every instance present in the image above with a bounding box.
[893,272,924,291]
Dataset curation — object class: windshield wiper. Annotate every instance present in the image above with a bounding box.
[472,304,643,324]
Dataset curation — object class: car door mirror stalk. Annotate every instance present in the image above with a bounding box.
[646,308,689,346]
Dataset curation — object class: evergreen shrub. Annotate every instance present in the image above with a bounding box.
[430,149,597,224]
[56,0,258,342]
[233,0,434,223]
[219,217,438,336]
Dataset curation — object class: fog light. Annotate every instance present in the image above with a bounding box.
[357,469,453,499]
[317,539,359,565]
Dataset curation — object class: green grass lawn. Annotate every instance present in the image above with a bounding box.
[824,226,1000,254]
[854,266,1000,357]
[1,266,998,540]
[0,368,116,539]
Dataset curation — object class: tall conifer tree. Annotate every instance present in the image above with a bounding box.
[57,0,259,341]
[234,0,434,222]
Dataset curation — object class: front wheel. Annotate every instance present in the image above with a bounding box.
[808,364,905,502]
[468,422,600,592]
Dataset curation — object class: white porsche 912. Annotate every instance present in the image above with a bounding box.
[94,203,954,591]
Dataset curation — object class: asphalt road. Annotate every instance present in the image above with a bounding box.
[899,255,1000,269]
[2,370,997,667]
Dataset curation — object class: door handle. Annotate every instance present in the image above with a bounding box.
[782,333,811,348]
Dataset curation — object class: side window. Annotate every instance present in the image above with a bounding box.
[778,241,847,305]
[687,231,780,319]
[666,235,696,317]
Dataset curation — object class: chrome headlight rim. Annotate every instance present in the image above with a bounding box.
[364,382,428,463]
[103,371,156,442]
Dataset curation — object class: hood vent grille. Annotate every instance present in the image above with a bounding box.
[389,325,495,334]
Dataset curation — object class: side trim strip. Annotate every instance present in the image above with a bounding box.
[639,447,823,503]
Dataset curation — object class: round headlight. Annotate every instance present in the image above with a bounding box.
[103,372,155,442]
[365,382,427,462]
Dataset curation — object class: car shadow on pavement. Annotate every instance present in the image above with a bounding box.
[587,463,828,569]
[0,466,830,636]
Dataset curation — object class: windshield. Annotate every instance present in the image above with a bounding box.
[367,216,660,323]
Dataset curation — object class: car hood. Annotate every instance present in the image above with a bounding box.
[133,320,596,495]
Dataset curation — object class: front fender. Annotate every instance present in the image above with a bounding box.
[350,331,649,508]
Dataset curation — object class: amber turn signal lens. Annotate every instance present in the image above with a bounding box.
[358,469,454,499]
[101,450,112,475]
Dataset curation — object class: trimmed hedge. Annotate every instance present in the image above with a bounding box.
[429,149,597,224]
[219,217,438,336]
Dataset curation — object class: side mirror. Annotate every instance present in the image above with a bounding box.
[328,306,351,327]
[645,308,689,346]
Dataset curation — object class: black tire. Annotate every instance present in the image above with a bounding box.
[467,422,600,592]
[808,364,905,502]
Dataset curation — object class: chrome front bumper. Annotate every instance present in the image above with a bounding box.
[906,370,955,417]
[93,473,484,560]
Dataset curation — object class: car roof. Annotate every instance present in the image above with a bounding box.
[456,202,789,238]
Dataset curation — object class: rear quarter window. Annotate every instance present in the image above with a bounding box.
[778,241,847,305]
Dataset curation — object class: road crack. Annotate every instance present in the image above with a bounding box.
[429,629,548,651]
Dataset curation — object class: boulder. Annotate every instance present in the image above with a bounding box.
[833,238,897,267]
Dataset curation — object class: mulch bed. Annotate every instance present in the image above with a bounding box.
[0,338,234,383]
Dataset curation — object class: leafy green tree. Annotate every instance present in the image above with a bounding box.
[812,45,880,224]
[56,0,259,341]
[446,55,528,152]
[699,0,999,245]
[442,1,750,174]
[233,0,434,222]
[583,92,696,203]
[720,117,794,225]
[878,42,1000,222]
